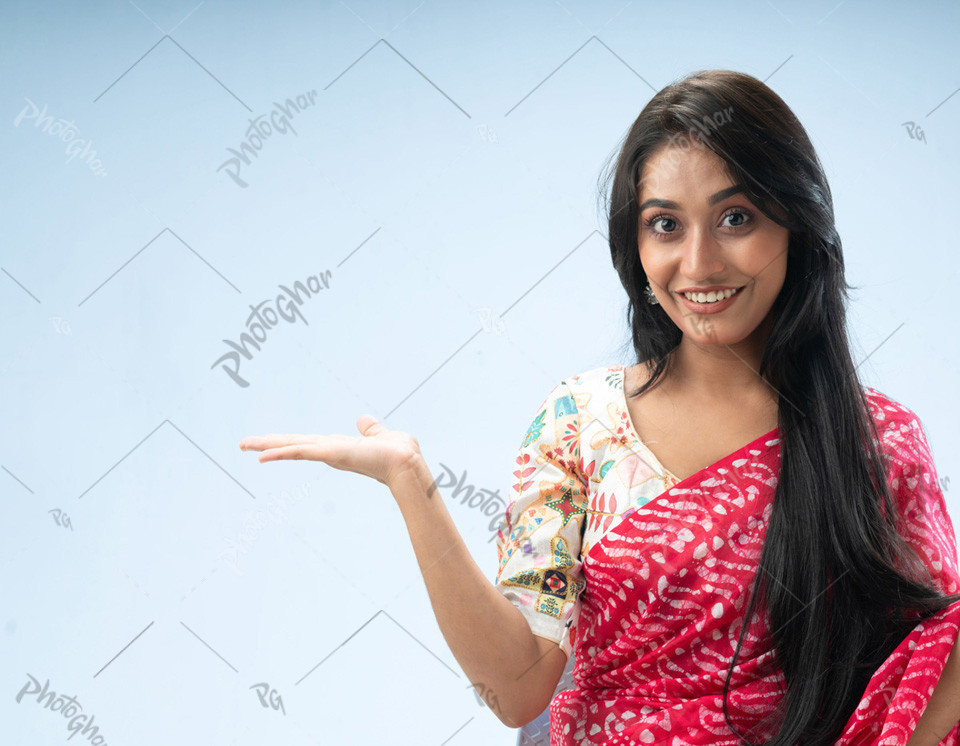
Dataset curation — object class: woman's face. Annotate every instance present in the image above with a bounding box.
[637,143,789,350]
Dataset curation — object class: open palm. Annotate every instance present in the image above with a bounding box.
[239,414,422,488]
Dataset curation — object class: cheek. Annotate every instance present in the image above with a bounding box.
[743,237,788,283]
[638,247,666,280]
[762,247,789,292]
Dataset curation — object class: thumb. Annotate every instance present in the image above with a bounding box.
[356,414,387,436]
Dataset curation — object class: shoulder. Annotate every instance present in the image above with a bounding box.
[861,386,925,439]
[529,364,625,419]
[524,363,627,449]
[562,363,627,395]
[860,386,934,473]
[553,363,632,427]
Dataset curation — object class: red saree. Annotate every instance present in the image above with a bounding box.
[547,392,960,744]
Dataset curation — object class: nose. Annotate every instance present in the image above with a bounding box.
[680,225,725,280]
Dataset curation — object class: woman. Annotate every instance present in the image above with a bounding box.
[240,70,960,744]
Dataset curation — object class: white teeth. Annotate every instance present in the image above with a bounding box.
[683,287,739,303]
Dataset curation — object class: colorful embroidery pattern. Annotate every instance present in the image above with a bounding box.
[494,368,678,657]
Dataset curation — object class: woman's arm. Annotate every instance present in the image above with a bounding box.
[905,631,960,745]
[389,454,569,728]
[240,421,567,728]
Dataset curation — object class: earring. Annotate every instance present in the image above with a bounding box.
[644,281,659,305]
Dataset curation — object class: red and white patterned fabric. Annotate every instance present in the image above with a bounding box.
[495,364,960,744]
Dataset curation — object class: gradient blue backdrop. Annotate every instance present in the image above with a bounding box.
[2,1,959,744]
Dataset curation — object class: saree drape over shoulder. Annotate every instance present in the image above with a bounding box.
[495,365,960,745]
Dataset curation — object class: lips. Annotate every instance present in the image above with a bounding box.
[676,285,742,296]
[677,286,742,314]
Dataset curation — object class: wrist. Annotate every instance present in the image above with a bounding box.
[388,453,439,501]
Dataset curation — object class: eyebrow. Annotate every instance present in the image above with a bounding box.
[638,184,745,212]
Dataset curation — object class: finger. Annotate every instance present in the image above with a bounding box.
[257,443,325,463]
[240,434,314,452]
[356,415,387,436]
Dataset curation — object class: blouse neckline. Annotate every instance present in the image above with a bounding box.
[613,363,781,486]
[615,364,680,483]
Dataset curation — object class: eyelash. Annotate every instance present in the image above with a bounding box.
[642,208,754,239]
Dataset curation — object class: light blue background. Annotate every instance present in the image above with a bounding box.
[2,1,958,744]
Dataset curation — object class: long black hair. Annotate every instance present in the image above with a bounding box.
[600,69,960,744]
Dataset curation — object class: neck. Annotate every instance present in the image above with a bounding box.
[666,320,776,402]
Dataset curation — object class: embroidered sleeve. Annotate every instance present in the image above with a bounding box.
[883,411,960,597]
[494,379,588,659]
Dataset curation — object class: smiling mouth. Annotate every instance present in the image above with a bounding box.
[680,287,741,304]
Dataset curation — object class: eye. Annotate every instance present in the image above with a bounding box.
[641,208,754,240]
[721,208,753,229]
[642,212,678,236]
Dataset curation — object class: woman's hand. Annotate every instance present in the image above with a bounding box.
[239,414,423,489]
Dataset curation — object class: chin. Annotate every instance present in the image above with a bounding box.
[685,327,745,346]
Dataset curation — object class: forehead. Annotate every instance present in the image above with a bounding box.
[637,144,733,200]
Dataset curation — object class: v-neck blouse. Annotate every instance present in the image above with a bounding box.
[493,363,789,658]
[609,366,681,484]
